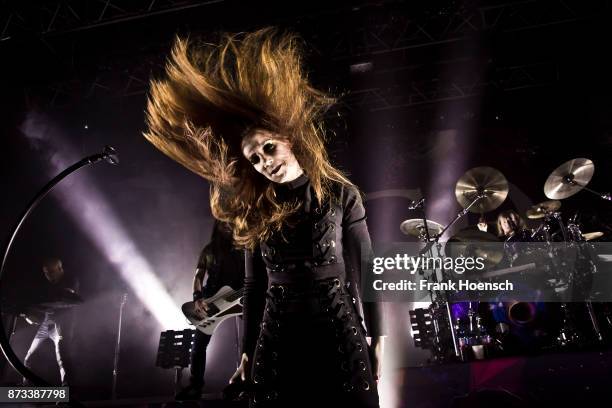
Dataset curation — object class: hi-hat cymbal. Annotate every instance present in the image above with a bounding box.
[526,200,562,219]
[544,158,594,200]
[400,218,444,238]
[583,231,604,241]
[455,166,509,213]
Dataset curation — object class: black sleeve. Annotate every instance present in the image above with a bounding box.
[342,185,386,337]
[241,248,267,357]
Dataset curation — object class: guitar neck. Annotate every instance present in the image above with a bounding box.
[225,288,244,302]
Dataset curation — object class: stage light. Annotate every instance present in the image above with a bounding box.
[20,112,187,329]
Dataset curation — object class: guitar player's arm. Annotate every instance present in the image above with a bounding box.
[193,244,213,316]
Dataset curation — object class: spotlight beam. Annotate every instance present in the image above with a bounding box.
[0,148,113,389]
[19,113,187,329]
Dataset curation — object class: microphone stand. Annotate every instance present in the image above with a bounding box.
[0,146,118,392]
[112,293,127,400]
[418,191,487,256]
[410,198,461,359]
[414,192,487,359]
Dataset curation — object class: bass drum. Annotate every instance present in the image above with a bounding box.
[487,300,562,353]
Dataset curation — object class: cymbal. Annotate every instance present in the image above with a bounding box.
[544,158,594,200]
[526,200,561,219]
[455,166,509,213]
[400,218,444,238]
[583,231,604,241]
[447,229,503,266]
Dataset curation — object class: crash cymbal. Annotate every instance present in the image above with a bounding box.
[544,158,594,200]
[455,167,509,213]
[400,218,444,238]
[583,232,604,241]
[446,229,503,266]
[526,200,562,219]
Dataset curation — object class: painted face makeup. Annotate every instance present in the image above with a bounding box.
[241,130,303,184]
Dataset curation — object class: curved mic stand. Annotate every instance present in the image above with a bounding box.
[0,146,118,393]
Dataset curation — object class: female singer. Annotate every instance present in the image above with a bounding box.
[144,28,385,407]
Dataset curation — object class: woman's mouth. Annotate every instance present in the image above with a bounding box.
[270,164,282,176]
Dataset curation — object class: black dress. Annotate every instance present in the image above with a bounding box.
[242,174,384,407]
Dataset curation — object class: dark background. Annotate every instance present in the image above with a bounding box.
[1,0,611,405]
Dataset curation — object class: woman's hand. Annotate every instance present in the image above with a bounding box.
[369,336,385,382]
[194,299,210,318]
[229,353,249,383]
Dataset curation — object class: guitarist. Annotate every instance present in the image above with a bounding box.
[22,257,79,387]
[176,220,245,401]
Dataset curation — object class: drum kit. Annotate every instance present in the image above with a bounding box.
[407,158,612,363]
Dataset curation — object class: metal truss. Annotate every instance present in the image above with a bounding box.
[20,48,561,110]
[346,61,559,111]
[6,0,605,109]
[327,0,605,59]
[23,56,157,107]
[0,0,223,40]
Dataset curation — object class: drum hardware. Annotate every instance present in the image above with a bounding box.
[400,218,444,242]
[446,229,504,267]
[408,167,510,362]
[507,301,536,325]
[431,167,509,243]
[582,232,604,241]
[544,158,611,202]
[455,167,509,213]
[585,301,604,342]
[453,302,493,361]
[538,210,570,242]
[526,200,561,220]
[530,221,550,241]
[409,302,457,363]
[418,167,509,257]
[441,301,460,360]
[405,159,611,363]
[480,262,536,279]
[404,197,437,247]
[556,303,582,347]
[403,197,463,358]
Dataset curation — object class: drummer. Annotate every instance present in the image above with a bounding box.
[496,210,529,240]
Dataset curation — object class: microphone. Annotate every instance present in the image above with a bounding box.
[408,198,425,210]
[103,145,120,165]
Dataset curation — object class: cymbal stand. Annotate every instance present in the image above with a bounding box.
[563,176,611,202]
[412,198,461,359]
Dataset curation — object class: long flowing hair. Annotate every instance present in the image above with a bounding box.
[496,210,527,237]
[144,27,353,249]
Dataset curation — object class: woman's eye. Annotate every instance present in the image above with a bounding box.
[249,155,260,165]
[263,142,276,154]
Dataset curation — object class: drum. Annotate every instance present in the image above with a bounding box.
[450,302,496,360]
[488,300,561,353]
